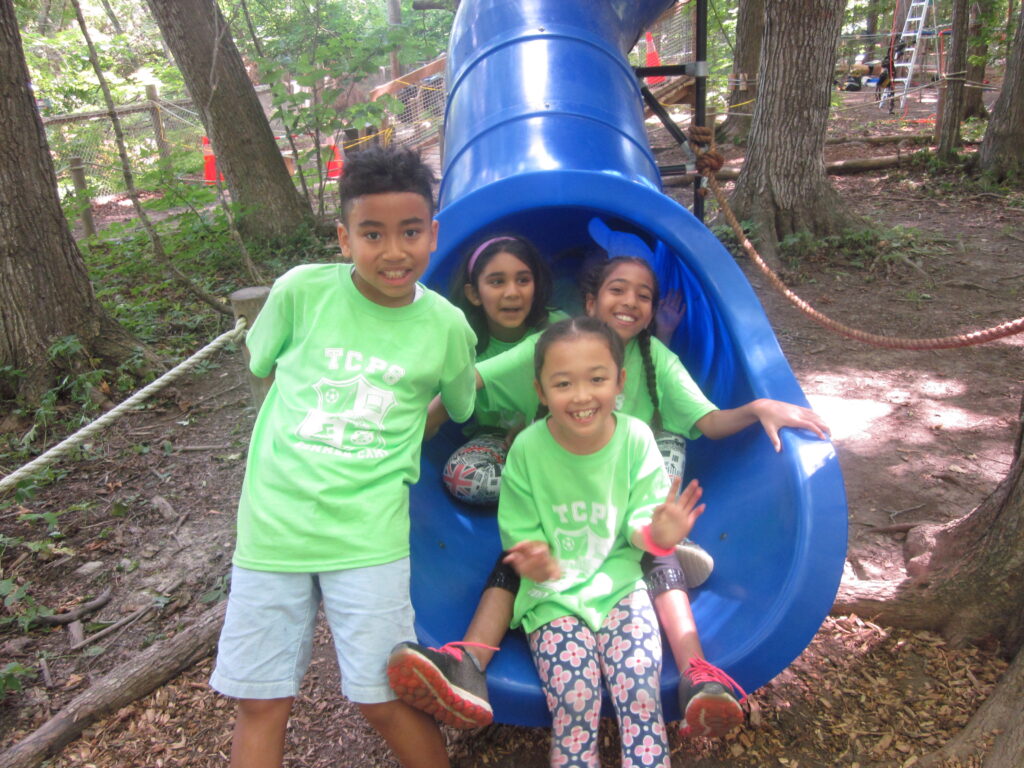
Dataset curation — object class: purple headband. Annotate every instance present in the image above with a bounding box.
[468,236,518,275]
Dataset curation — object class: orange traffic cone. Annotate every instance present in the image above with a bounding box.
[644,32,665,85]
[326,139,344,178]
[201,136,225,185]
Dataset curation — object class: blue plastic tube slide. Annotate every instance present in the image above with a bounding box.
[410,0,847,726]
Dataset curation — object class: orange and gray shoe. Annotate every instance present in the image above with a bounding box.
[678,657,747,739]
[387,640,496,729]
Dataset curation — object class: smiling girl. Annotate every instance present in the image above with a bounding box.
[497,316,704,768]
[441,236,561,505]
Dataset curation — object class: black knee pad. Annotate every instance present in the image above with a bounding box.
[484,552,521,594]
[641,551,688,597]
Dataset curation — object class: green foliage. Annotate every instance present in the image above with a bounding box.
[247,0,447,213]
[200,573,230,604]
[0,578,53,632]
[20,2,185,117]
[961,117,988,143]
[0,662,37,697]
[778,225,933,275]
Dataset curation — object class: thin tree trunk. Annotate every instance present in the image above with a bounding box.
[864,0,880,61]
[144,0,312,242]
[36,0,52,33]
[961,2,990,120]
[717,0,763,144]
[388,0,402,78]
[727,0,858,264]
[977,3,1024,178]
[97,0,124,35]
[937,0,970,158]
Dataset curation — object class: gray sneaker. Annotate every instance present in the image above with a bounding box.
[676,538,714,588]
[677,657,746,739]
[387,641,493,729]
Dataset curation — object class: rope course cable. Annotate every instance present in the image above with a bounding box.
[684,126,1024,351]
[0,318,248,497]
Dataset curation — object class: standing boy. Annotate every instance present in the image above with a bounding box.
[209,147,477,768]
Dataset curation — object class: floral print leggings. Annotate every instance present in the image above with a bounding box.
[527,590,669,768]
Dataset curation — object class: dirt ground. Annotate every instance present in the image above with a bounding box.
[2,86,1022,767]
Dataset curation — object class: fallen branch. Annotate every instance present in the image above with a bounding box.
[664,152,913,187]
[31,588,112,627]
[826,153,916,175]
[0,602,226,768]
[825,132,934,145]
[69,605,153,651]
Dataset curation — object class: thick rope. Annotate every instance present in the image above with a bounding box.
[684,125,1024,351]
[0,318,247,496]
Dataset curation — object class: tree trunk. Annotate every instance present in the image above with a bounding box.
[835,393,1024,651]
[864,0,880,61]
[961,2,990,120]
[717,0,763,145]
[726,0,858,264]
[144,0,312,243]
[0,0,151,405]
[936,0,970,158]
[977,2,1024,179]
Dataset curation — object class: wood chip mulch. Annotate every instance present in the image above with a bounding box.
[4,614,1006,768]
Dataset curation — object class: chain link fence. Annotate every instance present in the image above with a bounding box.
[44,93,209,201]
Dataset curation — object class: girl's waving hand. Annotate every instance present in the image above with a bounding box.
[636,477,706,554]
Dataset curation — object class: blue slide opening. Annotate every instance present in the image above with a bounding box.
[409,0,847,726]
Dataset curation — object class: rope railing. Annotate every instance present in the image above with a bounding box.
[0,317,248,497]
[684,125,1024,351]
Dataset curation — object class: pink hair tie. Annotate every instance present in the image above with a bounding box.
[467,236,517,275]
[641,524,675,557]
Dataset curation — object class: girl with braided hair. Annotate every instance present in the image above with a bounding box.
[577,248,828,739]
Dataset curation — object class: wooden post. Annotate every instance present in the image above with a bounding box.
[69,156,95,237]
[229,287,273,409]
[146,84,172,171]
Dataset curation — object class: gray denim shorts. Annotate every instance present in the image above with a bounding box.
[209,559,415,704]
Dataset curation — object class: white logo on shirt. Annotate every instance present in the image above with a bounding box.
[297,376,396,453]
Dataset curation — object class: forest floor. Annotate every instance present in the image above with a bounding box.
[1,86,1022,767]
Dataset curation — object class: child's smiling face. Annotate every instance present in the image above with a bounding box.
[337,191,438,307]
[465,250,536,341]
[535,334,625,453]
[585,261,655,342]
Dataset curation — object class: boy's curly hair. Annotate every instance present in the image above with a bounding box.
[338,147,436,222]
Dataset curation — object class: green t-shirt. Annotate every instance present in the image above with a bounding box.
[478,334,717,438]
[470,309,567,433]
[235,263,477,572]
[497,414,669,633]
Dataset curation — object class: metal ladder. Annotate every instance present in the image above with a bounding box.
[892,0,935,109]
